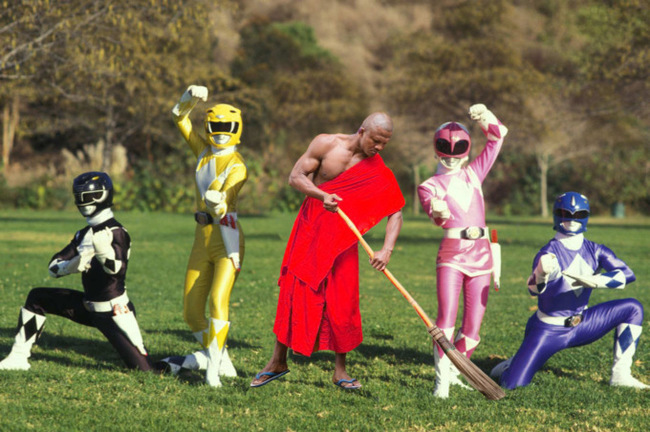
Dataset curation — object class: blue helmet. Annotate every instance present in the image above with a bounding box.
[72,171,114,217]
[553,192,590,235]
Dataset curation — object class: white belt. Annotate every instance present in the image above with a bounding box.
[83,292,130,313]
[443,226,489,240]
[536,309,585,327]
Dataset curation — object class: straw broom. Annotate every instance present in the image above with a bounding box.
[337,208,505,401]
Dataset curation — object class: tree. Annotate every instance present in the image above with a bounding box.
[1,0,240,174]
[0,1,87,169]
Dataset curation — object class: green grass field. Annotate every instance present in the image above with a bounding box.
[0,209,649,431]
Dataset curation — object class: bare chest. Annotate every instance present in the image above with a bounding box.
[314,148,363,185]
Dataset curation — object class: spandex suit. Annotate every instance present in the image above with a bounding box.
[498,234,644,389]
[417,104,507,397]
[0,171,152,373]
[168,85,247,387]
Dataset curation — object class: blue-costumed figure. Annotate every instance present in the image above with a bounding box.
[491,192,648,390]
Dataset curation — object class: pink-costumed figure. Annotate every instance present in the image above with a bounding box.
[417,104,508,398]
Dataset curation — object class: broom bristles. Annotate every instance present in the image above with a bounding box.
[444,347,506,400]
[428,325,505,400]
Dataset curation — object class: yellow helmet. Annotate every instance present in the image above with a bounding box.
[204,104,243,148]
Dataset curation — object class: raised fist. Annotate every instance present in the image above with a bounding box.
[187,85,208,102]
[468,103,508,140]
[172,84,208,117]
[468,104,488,121]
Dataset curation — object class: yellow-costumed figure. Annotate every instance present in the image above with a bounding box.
[160,85,247,387]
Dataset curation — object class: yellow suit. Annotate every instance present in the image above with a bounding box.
[175,113,246,331]
[171,91,247,386]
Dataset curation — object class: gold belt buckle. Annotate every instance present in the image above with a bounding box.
[465,227,482,240]
[564,314,583,327]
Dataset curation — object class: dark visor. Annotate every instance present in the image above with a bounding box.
[207,121,239,134]
[435,138,469,156]
[75,190,104,205]
[554,209,589,219]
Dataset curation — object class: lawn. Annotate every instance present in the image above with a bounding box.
[0,209,648,431]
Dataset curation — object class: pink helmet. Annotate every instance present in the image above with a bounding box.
[434,122,471,159]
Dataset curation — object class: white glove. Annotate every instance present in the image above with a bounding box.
[430,198,450,220]
[205,190,228,219]
[92,227,114,259]
[205,190,226,207]
[49,256,82,278]
[172,85,208,118]
[468,103,508,140]
[562,270,626,290]
[534,253,559,279]
[529,253,559,294]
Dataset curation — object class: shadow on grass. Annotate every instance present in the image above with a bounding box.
[283,338,502,379]
[0,326,256,376]
[0,328,131,370]
[145,329,259,352]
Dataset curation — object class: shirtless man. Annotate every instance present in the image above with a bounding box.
[250,113,405,389]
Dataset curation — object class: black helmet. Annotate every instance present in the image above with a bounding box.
[72,171,114,217]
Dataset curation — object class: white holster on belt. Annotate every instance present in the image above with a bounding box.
[491,242,501,290]
[219,212,241,270]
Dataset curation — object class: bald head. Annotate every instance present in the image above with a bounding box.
[361,112,393,133]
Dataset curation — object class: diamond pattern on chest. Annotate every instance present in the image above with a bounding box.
[446,175,475,213]
[563,253,594,297]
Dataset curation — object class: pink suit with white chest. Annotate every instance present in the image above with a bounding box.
[417,105,507,397]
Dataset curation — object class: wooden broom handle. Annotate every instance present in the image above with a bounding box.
[336,208,435,329]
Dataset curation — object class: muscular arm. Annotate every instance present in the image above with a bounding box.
[370,210,403,271]
[288,135,342,211]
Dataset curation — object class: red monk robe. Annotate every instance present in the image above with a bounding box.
[274,155,405,356]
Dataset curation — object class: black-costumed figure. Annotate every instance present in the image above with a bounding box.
[158,85,247,387]
[0,172,153,371]
[491,192,647,390]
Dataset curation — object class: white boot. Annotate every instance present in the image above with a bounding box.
[433,327,454,398]
[205,318,231,387]
[162,347,236,377]
[193,329,207,347]
[219,347,237,377]
[610,323,649,389]
[0,308,46,371]
[449,333,479,390]
[449,362,473,390]
[433,348,451,398]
